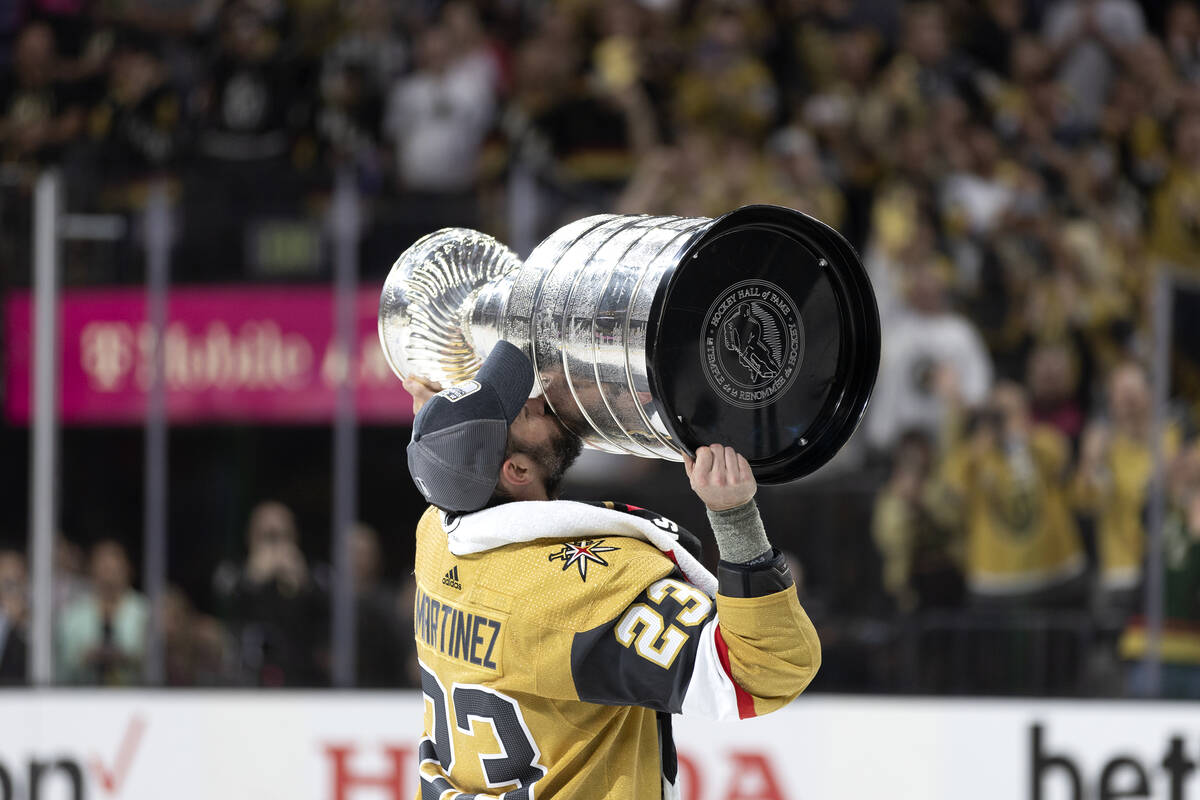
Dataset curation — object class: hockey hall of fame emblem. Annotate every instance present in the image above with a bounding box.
[701,279,805,410]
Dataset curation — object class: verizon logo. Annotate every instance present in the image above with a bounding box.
[0,715,145,799]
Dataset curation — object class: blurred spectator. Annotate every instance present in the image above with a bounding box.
[1074,363,1175,606]
[673,1,776,137]
[0,550,28,685]
[929,382,1085,606]
[57,539,148,685]
[324,0,408,90]
[494,28,580,248]
[214,501,328,687]
[1120,438,1200,698]
[441,0,502,95]
[350,522,408,687]
[1049,221,1136,378]
[1166,0,1200,83]
[179,0,311,276]
[616,127,725,218]
[316,58,384,185]
[1025,340,1087,442]
[874,2,979,125]
[497,13,656,245]
[782,0,859,98]
[396,573,420,688]
[193,1,306,164]
[993,226,1102,439]
[862,179,938,327]
[29,0,114,87]
[28,0,91,57]
[1042,0,1146,132]
[53,533,88,614]
[940,122,1021,240]
[0,22,86,166]
[384,25,494,195]
[1149,109,1200,265]
[284,0,336,59]
[315,0,405,184]
[796,23,882,242]
[964,0,1029,79]
[768,125,846,231]
[85,33,182,190]
[872,430,964,614]
[163,585,232,686]
[865,260,993,452]
[377,22,495,243]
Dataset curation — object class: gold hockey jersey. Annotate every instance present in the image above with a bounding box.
[412,499,821,799]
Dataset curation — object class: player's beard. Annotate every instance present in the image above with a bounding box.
[540,419,583,497]
[497,416,583,505]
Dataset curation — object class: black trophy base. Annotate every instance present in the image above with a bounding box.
[647,205,880,484]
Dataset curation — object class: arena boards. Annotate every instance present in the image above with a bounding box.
[0,692,1191,800]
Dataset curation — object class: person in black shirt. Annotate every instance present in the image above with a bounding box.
[179,0,310,277]
[349,523,409,688]
[214,502,329,687]
[87,31,182,177]
[0,22,86,166]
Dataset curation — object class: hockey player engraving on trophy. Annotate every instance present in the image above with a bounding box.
[378,205,880,484]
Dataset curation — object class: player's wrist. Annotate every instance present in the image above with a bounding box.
[702,491,756,512]
[706,498,757,518]
[706,499,771,564]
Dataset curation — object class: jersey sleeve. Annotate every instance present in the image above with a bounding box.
[567,550,820,720]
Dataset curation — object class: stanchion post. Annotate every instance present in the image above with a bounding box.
[142,180,171,685]
[330,169,361,688]
[28,170,62,686]
[1141,270,1174,696]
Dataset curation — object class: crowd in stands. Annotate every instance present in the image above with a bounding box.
[0,503,420,688]
[3,0,1200,695]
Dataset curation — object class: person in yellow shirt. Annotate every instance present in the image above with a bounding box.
[768,126,848,233]
[672,4,776,138]
[1120,438,1200,697]
[872,430,964,614]
[930,382,1086,605]
[1149,109,1200,266]
[1074,363,1176,608]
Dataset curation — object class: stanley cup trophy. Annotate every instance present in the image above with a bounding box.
[379,205,880,483]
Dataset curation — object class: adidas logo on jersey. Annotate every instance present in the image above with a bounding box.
[442,566,462,590]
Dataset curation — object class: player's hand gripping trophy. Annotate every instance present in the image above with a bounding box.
[379,206,880,483]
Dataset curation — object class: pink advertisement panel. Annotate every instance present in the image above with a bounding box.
[4,287,416,424]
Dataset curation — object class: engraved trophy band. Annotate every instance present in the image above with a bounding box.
[379,205,880,483]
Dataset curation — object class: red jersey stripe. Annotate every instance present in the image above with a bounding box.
[714,623,757,719]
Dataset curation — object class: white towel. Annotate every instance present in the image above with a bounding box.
[442,501,717,598]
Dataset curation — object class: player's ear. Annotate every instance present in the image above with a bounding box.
[498,452,539,491]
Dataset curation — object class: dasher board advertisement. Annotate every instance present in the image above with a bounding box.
[0,692,1195,800]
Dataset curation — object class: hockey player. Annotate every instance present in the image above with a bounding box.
[403,340,820,799]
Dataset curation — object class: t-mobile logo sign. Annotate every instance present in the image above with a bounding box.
[1031,724,1196,800]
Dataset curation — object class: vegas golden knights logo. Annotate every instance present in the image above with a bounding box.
[548,540,619,581]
